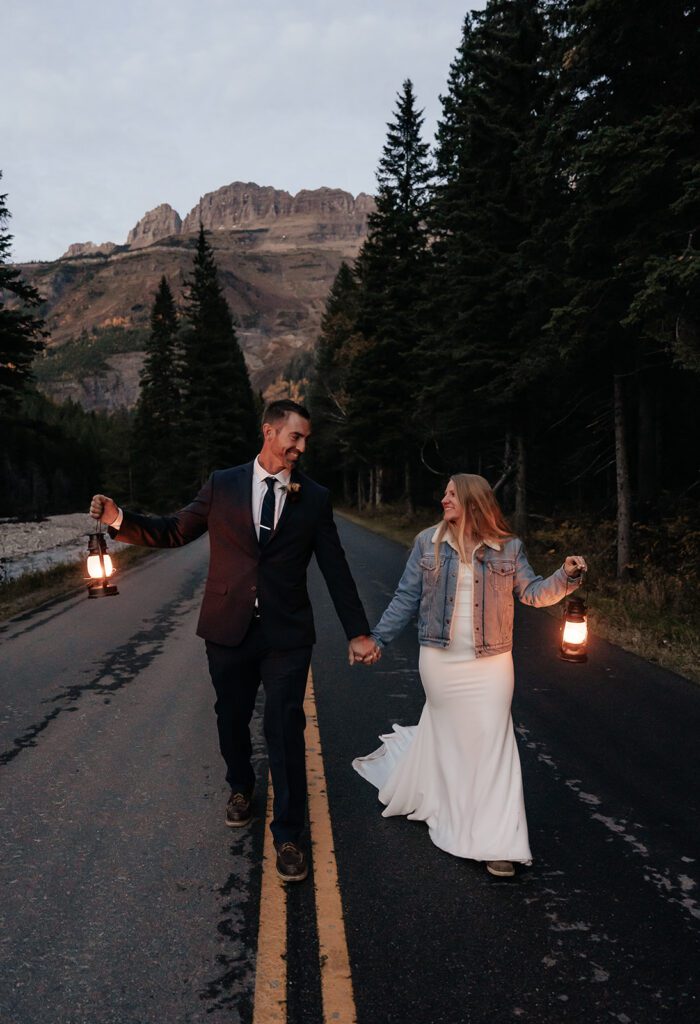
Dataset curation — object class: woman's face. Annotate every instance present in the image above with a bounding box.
[441,480,463,525]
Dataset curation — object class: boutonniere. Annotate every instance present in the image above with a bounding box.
[286,482,302,503]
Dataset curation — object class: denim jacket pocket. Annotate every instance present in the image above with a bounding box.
[419,555,445,571]
[419,555,445,588]
[418,554,445,626]
[488,560,516,591]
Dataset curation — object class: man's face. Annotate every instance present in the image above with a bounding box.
[263,413,311,471]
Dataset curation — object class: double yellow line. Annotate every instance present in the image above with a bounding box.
[253,669,357,1024]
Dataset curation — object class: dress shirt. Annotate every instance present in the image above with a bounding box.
[252,457,291,540]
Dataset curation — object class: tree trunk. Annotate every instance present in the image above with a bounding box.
[375,464,384,509]
[404,460,414,517]
[368,466,375,509]
[513,434,527,539]
[637,368,657,513]
[343,467,352,507]
[356,469,365,512]
[614,375,632,580]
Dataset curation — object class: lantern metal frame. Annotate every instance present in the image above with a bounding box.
[559,591,588,663]
[86,526,119,598]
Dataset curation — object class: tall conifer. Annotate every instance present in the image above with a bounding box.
[0,175,46,414]
[425,1,552,530]
[131,276,182,506]
[180,226,258,489]
[346,79,433,506]
[307,262,362,491]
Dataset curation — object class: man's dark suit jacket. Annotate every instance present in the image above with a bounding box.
[110,462,370,649]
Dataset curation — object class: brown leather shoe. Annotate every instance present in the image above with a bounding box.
[486,860,515,877]
[225,790,253,828]
[274,841,308,882]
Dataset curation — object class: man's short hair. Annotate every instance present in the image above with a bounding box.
[261,399,311,429]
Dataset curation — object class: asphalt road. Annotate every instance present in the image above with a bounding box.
[0,517,698,1024]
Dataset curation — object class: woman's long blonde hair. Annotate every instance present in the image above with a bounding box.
[434,473,512,564]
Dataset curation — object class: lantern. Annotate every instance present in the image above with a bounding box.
[560,594,588,662]
[86,529,119,598]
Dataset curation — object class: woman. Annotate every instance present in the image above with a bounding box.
[352,474,586,877]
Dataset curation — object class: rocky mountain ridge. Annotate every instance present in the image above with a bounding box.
[127,203,182,250]
[23,181,374,411]
[63,182,373,257]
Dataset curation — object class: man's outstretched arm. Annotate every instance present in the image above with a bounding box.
[313,493,374,655]
[89,476,212,548]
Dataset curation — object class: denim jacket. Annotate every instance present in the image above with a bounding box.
[372,527,581,658]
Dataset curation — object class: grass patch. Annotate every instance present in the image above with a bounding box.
[0,546,153,622]
[338,504,700,684]
[34,325,149,382]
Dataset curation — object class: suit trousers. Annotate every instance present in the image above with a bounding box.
[205,621,312,844]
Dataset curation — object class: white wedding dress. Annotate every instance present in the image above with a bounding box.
[353,559,532,864]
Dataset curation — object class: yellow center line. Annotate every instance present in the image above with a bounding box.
[253,669,357,1024]
[305,667,358,1024]
[252,772,287,1023]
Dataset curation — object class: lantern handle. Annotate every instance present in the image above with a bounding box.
[86,513,105,538]
[563,565,587,602]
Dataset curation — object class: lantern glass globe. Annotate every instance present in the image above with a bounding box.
[562,618,587,646]
[87,553,114,579]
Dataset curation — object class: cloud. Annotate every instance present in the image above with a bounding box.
[2,0,482,262]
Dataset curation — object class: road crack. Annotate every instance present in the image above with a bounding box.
[0,571,202,768]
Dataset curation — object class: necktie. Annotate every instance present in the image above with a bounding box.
[259,476,276,547]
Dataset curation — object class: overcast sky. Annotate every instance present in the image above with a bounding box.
[2,0,484,263]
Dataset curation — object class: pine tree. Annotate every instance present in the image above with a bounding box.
[346,79,433,508]
[424,1,553,531]
[307,262,363,493]
[180,226,258,490]
[0,175,46,414]
[131,276,182,506]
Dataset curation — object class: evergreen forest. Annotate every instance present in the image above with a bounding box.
[307,0,700,587]
[1,212,259,517]
[1,0,698,665]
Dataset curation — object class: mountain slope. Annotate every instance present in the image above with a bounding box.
[20,182,372,410]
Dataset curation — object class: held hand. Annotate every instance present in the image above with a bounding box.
[348,635,382,666]
[564,555,587,579]
[363,643,381,666]
[89,494,119,527]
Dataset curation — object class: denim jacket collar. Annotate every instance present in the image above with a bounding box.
[430,528,501,553]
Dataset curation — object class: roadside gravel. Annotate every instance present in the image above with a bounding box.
[0,513,129,581]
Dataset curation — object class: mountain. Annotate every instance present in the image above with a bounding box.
[19,182,373,411]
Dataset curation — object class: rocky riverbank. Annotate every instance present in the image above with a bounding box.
[0,513,130,581]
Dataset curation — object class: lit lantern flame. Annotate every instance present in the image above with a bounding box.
[562,618,587,646]
[87,553,114,579]
[86,530,119,597]
[560,595,588,662]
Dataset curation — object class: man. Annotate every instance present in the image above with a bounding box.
[90,399,377,882]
